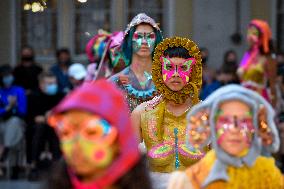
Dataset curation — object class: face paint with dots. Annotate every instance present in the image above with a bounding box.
[56,116,117,168]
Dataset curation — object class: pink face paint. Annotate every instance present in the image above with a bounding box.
[215,115,255,145]
[58,116,116,168]
[161,56,196,84]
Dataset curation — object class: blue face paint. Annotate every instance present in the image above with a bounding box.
[132,31,156,53]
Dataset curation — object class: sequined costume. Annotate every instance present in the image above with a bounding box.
[109,13,163,112]
[138,37,206,174]
[141,101,206,173]
[167,85,283,189]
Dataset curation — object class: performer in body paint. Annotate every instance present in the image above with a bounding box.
[167,85,283,189]
[237,19,277,106]
[109,13,163,112]
[46,80,152,189]
[132,37,209,189]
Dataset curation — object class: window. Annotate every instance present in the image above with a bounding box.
[74,0,111,54]
[21,0,57,56]
[126,0,163,31]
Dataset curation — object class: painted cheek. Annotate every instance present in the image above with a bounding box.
[132,39,142,53]
[177,70,190,83]
[162,69,175,82]
[146,38,155,53]
[61,141,75,161]
[216,128,227,145]
[94,148,106,161]
[162,62,174,82]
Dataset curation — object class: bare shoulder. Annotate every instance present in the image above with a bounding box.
[167,171,194,189]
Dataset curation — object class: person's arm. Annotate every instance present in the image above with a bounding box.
[16,87,27,116]
[266,55,277,107]
[131,102,147,142]
[0,104,12,116]
[0,94,16,116]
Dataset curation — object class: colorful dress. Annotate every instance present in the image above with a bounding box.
[141,101,206,173]
[238,52,270,101]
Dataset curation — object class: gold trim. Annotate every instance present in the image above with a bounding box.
[152,37,202,104]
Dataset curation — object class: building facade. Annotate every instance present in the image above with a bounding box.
[0,0,282,69]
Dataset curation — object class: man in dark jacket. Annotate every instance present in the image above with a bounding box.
[26,72,64,179]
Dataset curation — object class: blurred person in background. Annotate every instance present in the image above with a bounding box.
[237,19,277,107]
[200,47,216,87]
[85,31,125,81]
[109,13,163,112]
[46,80,152,189]
[0,65,26,178]
[13,46,43,95]
[199,47,217,100]
[26,72,64,180]
[50,48,73,94]
[68,63,87,89]
[217,49,240,85]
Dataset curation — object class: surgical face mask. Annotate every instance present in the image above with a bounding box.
[21,56,34,62]
[2,75,14,87]
[45,83,58,95]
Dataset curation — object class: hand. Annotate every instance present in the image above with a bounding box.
[35,115,46,124]
[8,96,17,107]
[118,75,129,85]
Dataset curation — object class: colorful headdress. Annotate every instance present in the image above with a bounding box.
[185,84,279,187]
[124,13,161,37]
[152,37,202,104]
[48,80,140,189]
[86,31,111,63]
[249,19,272,54]
[122,13,163,64]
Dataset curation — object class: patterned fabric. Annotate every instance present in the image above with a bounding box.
[141,101,206,172]
[49,80,140,189]
[109,67,157,112]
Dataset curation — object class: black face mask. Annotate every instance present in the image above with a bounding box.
[59,60,71,66]
[202,57,208,64]
[21,56,34,62]
[226,60,237,65]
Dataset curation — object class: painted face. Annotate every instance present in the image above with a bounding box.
[132,31,156,53]
[51,110,118,176]
[216,100,255,157]
[247,25,260,46]
[161,56,196,84]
